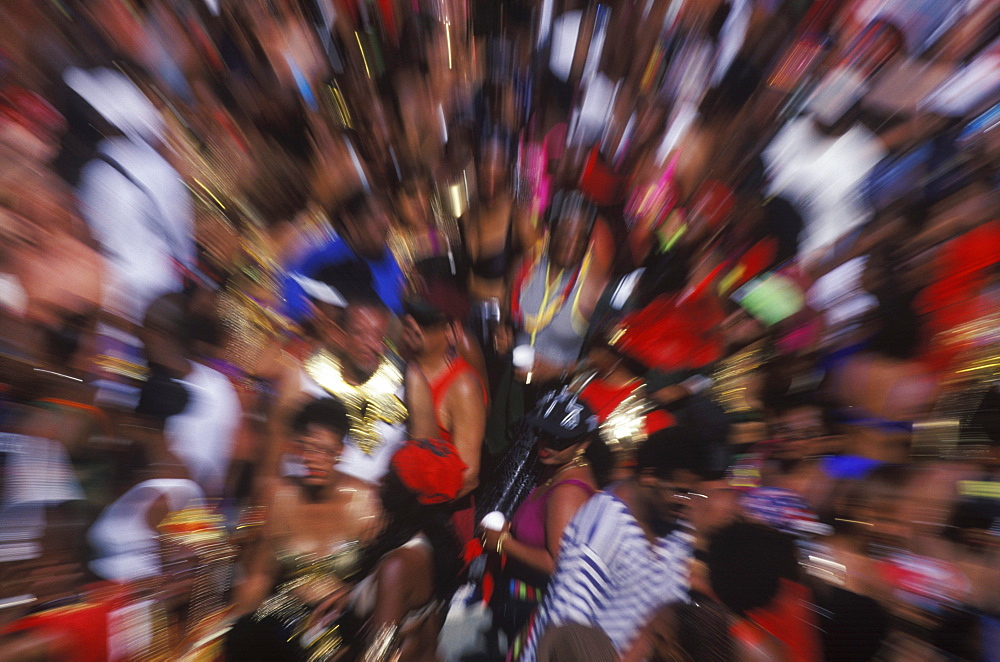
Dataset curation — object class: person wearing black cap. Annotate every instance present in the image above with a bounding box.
[481,386,610,647]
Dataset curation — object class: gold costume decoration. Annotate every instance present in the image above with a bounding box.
[304,350,407,455]
[913,311,1000,460]
[710,341,770,416]
[158,507,237,661]
[572,371,652,454]
[600,385,653,453]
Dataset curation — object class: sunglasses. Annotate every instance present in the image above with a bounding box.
[535,432,582,452]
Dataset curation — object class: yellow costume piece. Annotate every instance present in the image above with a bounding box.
[304,351,407,455]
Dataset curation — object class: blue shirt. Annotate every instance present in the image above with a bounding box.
[282,235,405,319]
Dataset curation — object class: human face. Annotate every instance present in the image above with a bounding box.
[640,469,700,529]
[396,185,430,229]
[342,305,390,378]
[401,316,450,359]
[294,423,345,487]
[478,143,507,200]
[537,434,588,466]
[770,406,826,463]
[342,199,391,260]
[549,213,590,269]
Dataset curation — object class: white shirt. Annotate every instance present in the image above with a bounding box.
[164,362,241,497]
[0,433,84,562]
[88,478,203,582]
[77,138,194,324]
[764,117,886,257]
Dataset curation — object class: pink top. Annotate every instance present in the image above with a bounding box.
[510,479,595,550]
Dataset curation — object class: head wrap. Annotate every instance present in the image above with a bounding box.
[391,438,467,505]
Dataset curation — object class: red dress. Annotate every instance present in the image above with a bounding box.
[429,357,488,543]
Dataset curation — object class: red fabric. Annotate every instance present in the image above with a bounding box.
[1,584,124,662]
[579,380,675,433]
[689,180,735,231]
[428,358,486,541]
[746,579,822,662]
[917,221,1000,372]
[723,238,779,295]
[578,145,626,206]
[392,437,467,505]
[376,0,398,44]
[613,291,725,372]
[429,357,488,444]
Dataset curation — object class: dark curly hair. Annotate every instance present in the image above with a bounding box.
[707,522,798,615]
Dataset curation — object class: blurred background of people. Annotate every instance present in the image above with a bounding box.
[0,0,997,660]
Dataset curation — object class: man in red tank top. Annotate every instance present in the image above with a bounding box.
[403,299,488,543]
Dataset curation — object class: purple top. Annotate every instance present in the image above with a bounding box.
[510,479,596,550]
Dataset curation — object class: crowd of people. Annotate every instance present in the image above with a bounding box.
[0,0,998,660]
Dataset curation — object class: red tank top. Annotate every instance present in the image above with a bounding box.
[429,357,487,543]
[429,357,488,444]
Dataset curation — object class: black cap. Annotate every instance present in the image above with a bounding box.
[525,387,598,442]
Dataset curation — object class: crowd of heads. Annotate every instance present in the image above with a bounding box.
[0,0,998,660]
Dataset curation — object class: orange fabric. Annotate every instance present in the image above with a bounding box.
[429,357,488,444]
[746,579,822,662]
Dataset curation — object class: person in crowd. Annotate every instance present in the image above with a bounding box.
[509,190,609,390]
[574,326,678,481]
[737,392,840,526]
[137,292,241,499]
[2,2,1000,660]
[226,397,382,661]
[70,66,196,327]
[272,287,436,486]
[482,387,610,647]
[389,167,464,294]
[624,522,805,662]
[465,134,529,308]
[826,245,938,465]
[402,296,487,541]
[339,457,465,662]
[282,191,407,320]
[515,425,700,661]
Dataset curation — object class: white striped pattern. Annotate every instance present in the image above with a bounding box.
[519,492,693,661]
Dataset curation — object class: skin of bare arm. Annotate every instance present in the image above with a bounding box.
[443,371,486,497]
[405,365,438,441]
[483,474,593,577]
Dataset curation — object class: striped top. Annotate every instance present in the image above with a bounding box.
[518,491,693,661]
